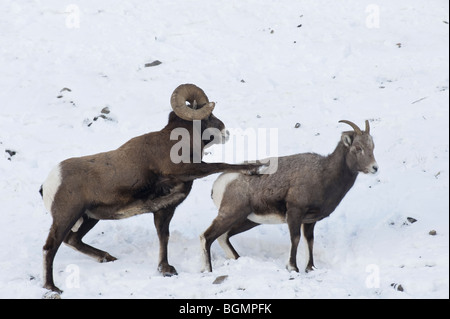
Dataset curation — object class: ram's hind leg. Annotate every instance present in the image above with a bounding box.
[43,206,84,293]
[217,219,259,260]
[63,214,117,263]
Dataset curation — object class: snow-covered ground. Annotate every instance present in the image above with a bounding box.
[0,0,448,299]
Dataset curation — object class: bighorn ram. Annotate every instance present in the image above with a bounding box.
[200,120,378,273]
[40,84,260,293]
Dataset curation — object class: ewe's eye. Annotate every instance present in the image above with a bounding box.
[355,146,364,154]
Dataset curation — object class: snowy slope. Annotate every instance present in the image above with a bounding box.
[0,0,448,299]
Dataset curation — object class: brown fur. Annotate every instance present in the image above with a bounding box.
[41,106,260,293]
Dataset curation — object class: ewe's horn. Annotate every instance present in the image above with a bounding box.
[170,84,215,121]
[365,120,370,134]
[339,120,363,135]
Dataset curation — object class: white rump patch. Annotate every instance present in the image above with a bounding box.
[212,173,240,208]
[42,164,62,212]
[247,212,286,224]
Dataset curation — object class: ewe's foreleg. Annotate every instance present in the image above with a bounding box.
[302,222,316,272]
[286,207,304,272]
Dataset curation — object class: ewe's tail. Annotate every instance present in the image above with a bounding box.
[211,172,240,209]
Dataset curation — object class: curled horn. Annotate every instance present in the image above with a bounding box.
[339,120,363,135]
[170,84,215,121]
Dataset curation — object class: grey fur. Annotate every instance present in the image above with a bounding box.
[201,120,378,273]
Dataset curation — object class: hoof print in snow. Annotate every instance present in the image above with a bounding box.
[212,275,228,285]
[295,122,301,128]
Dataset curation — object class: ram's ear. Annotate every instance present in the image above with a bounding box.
[341,131,354,148]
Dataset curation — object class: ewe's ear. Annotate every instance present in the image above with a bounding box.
[341,132,354,148]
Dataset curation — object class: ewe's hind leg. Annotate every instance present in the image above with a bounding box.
[200,208,250,272]
[217,219,259,260]
[64,215,117,263]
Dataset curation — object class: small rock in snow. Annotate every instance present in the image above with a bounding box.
[145,60,162,67]
[212,275,228,284]
[5,149,16,160]
[391,283,404,292]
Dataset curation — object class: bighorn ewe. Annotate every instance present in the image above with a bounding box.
[40,84,261,293]
[200,120,378,273]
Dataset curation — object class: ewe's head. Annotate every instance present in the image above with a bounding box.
[170,84,229,147]
[339,120,378,174]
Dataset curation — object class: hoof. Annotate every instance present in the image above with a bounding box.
[286,264,299,273]
[305,265,316,273]
[42,291,61,299]
[201,266,212,273]
[158,263,178,277]
[99,253,117,263]
[43,283,63,296]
